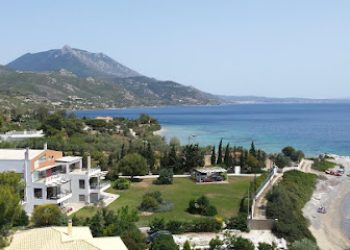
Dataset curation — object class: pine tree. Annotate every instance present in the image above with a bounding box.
[224,143,231,167]
[217,139,223,165]
[249,141,256,157]
[210,146,216,165]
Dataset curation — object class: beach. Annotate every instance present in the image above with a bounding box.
[303,156,350,250]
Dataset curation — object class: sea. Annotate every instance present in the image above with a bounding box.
[75,103,350,157]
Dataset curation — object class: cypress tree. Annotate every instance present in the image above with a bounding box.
[217,139,223,165]
[210,146,216,165]
[249,141,256,157]
[224,143,231,167]
[120,144,126,159]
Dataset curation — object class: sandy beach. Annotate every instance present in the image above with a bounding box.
[303,156,350,250]
[153,128,166,136]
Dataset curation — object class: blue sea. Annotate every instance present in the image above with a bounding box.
[75,103,350,156]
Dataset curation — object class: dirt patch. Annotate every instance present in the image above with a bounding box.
[134,179,152,188]
[141,211,153,216]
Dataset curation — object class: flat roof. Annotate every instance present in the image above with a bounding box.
[56,156,82,163]
[0,149,44,160]
[194,167,227,174]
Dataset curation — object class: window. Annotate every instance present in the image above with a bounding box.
[34,188,43,199]
[79,195,86,202]
[79,179,85,189]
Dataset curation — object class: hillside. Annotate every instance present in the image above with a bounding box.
[0,66,219,110]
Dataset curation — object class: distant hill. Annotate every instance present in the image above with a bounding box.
[6,45,141,78]
[218,95,350,104]
[0,66,219,109]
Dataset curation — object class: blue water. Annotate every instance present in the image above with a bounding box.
[75,104,350,156]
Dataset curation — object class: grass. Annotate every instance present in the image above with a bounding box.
[75,176,251,226]
[312,159,336,172]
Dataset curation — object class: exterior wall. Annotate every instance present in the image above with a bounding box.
[31,150,63,171]
[248,219,275,230]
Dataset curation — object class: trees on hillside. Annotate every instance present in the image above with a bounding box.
[31,204,66,227]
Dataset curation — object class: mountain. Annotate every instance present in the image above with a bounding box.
[0,66,218,110]
[6,45,141,78]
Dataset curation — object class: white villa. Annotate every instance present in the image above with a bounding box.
[0,144,109,214]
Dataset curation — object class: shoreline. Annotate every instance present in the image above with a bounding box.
[303,156,350,250]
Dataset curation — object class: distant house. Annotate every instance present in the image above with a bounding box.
[6,223,128,250]
[0,144,110,214]
[0,130,44,141]
[95,116,114,123]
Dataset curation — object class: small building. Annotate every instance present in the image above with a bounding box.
[95,116,114,123]
[0,130,45,141]
[0,144,109,214]
[192,167,227,183]
[6,223,128,250]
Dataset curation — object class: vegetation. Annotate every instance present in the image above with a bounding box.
[258,242,276,250]
[113,178,130,190]
[150,234,178,250]
[75,177,251,226]
[274,146,305,169]
[31,204,67,227]
[312,158,336,172]
[226,213,249,232]
[118,153,149,177]
[266,170,317,242]
[0,172,28,248]
[209,233,255,250]
[187,195,218,216]
[138,191,172,213]
[289,238,319,250]
[153,168,174,185]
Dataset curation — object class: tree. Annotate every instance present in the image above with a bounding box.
[289,238,318,250]
[121,225,147,250]
[150,234,178,250]
[223,143,231,168]
[154,168,173,185]
[0,186,21,237]
[183,240,192,250]
[274,153,291,168]
[90,209,106,237]
[32,204,66,227]
[181,144,204,173]
[209,237,223,250]
[187,195,217,216]
[211,146,216,165]
[224,234,255,250]
[217,139,223,165]
[118,153,149,177]
[143,142,155,171]
[249,141,256,157]
[282,146,296,157]
[120,144,126,159]
[246,155,259,173]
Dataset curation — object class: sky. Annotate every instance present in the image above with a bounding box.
[1,1,350,99]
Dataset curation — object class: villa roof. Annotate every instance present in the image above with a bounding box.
[6,227,128,250]
[0,149,44,160]
[194,167,227,174]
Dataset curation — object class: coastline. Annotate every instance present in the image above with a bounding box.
[153,128,166,136]
[303,156,350,250]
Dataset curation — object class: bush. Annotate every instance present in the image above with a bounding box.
[258,242,275,250]
[32,204,66,227]
[113,178,130,190]
[153,168,173,185]
[183,240,192,250]
[149,218,166,232]
[312,159,336,172]
[191,218,222,232]
[121,226,147,250]
[150,234,178,250]
[226,213,249,232]
[266,171,317,242]
[13,209,29,227]
[139,191,168,212]
[187,195,217,216]
[289,238,318,250]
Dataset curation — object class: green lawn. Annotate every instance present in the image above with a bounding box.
[75,177,251,226]
[312,159,336,172]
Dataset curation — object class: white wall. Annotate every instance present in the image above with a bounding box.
[0,160,25,173]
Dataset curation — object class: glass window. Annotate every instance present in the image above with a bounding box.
[79,179,85,189]
[34,188,42,199]
[79,195,85,202]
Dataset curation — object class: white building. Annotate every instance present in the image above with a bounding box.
[0,144,109,214]
[0,130,45,141]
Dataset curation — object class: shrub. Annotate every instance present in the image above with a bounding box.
[226,213,249,232]
[149,217,166,232]
[289,238,318,250]
[121,226,147,250]
[258,242,275,250]
[166,220,189,234]
[153,168,174,185]
[32,204,66,227]
[187,195,217,216]
[150,234,178,250]
[209,237,223,250]
[13,209,29,227]
[139,195,159,212]
[183,240,192,250]
[191,218,222,232]
[113,178,130,190]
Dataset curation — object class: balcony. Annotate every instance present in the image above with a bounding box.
[89,181,110,192]
[47,192,73,204]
